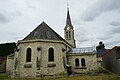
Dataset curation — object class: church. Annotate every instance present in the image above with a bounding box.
[6,8,98,78]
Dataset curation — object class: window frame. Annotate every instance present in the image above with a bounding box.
[48,47,54,62]
[26,48,32,62]
[75,58,80,67]
[81,58,86,67]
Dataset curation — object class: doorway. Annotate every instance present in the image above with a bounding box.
[67,66,72,76]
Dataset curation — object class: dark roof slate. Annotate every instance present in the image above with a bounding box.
[23,22,65,41]
[64,8,73,29]
[66,9,72,27]
[96,49,110,57]
[96,49,107,57]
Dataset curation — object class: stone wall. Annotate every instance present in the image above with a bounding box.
[6,56,14,74]
[102,49,120,76]
[15,40,69,78]
[67,53,98,74]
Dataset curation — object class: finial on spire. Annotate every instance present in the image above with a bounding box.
[67,3,69,10]
[66,4,73,28]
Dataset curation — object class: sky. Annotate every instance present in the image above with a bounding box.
[0,0,120,49]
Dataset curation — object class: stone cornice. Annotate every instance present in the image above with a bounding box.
[67,53,95,56]
[17,39,72,48]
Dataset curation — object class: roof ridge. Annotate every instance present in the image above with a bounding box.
[23,22,67,42]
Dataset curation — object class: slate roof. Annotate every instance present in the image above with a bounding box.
[96,49,107,57]
[67,47,94,54]
[23,22,65,41]
[64,8,73,29]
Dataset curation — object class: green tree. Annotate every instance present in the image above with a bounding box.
[96,41,105,50]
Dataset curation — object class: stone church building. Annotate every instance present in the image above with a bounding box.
[6,8,98,78]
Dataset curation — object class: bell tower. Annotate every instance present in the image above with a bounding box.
[64,8,76,48]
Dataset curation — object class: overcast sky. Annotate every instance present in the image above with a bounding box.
[0,0,120,49]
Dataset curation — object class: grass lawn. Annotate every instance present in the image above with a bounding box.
[0,73,120,80]
[0,73,8,78]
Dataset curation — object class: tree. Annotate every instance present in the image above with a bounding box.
[96,41,105,50]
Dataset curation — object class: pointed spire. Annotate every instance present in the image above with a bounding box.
[66,7,73,28]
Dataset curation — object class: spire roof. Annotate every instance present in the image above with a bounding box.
[66,8,73,28]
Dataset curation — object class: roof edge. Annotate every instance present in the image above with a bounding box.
[101,46,120,57]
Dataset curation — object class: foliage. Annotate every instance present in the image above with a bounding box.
[0,42,16,56]
[96,41,105,50]
[0,73,8,79]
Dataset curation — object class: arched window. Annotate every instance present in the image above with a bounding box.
[66,32,68,39]
[75,58,79,66]
[66,31,71,40]
[69,31,71,39]
[48,48,54,62]
[26,48,32,62]
[81,58,86,66]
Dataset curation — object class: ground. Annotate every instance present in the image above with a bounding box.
[0,72,120,80]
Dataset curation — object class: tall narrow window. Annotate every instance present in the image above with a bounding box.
[26,48,32,62]
[75,58,79,66]
[66,32,68,39]
[69,31,71,39]
[48,48,54,62]
[81,58,86,66]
